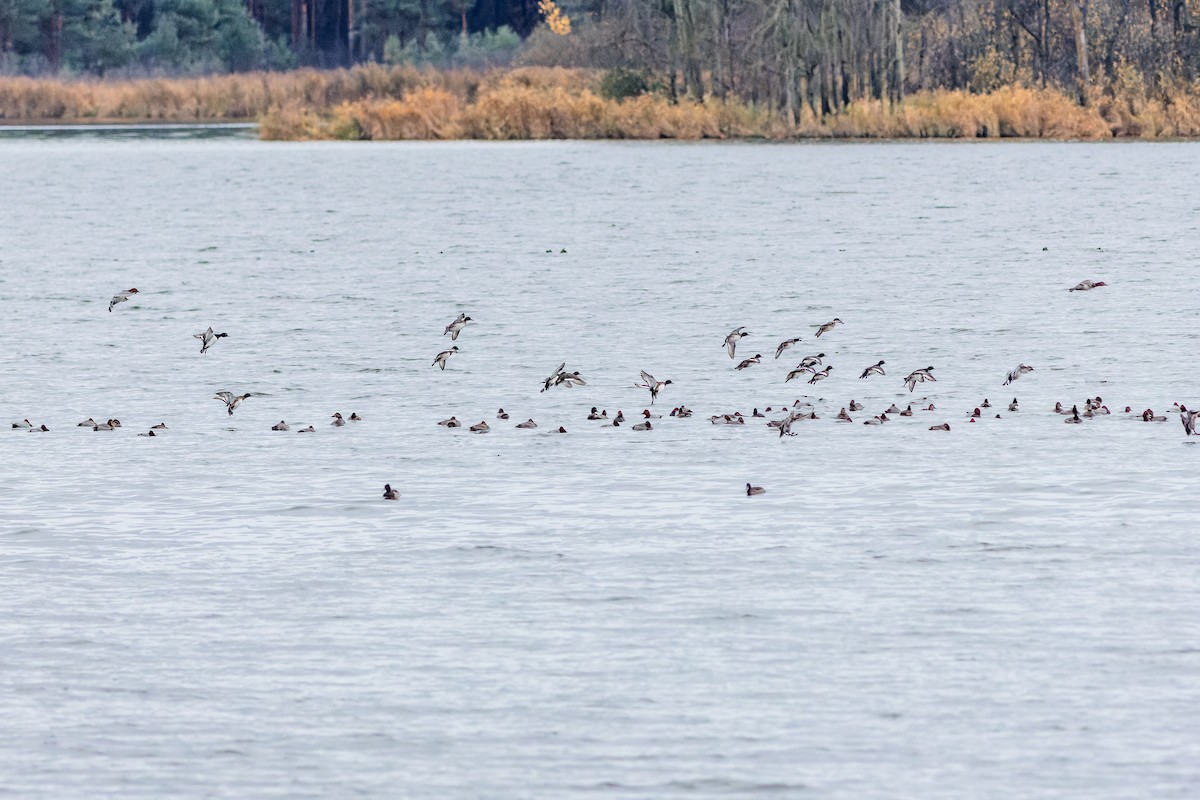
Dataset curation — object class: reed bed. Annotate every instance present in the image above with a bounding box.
[4,64,1200,140]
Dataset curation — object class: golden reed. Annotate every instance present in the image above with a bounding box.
[3,64,1198,140]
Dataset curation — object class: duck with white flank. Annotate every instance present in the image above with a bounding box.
[1008,398,1019,412]
[808,366,832,384]
[12,419,32,429]
[193,326,229,355]
[214,391,251,416]
[432,346,459,371]
[1069,280,1108,292]
[1181,405,1199,436]
[382,484,400,500]
[815,318,843,337]
[443,313,472,341]
[497,409,509,420]
[746,483,766,496]
[904,367,936,392]
[331,413,345,427]
[735,354,762,371]
[796,353,825,370]
[775,338,801,359]
[1003,364,1034,385]
[108,287,138,312]
[77,418,97,427]
[638,370,672,404]
[859,360,885,379]
[724,326,749,359]
[438,416,461,427]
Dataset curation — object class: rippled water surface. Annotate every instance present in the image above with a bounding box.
[2,135,1199,798]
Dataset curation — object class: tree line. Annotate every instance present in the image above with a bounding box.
[1,0,1197,113]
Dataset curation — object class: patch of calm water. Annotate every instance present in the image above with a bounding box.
[1,138,1197,798]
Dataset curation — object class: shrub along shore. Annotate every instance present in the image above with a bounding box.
[2,65,1199,140]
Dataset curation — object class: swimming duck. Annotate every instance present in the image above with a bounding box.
[863,415,886,425]
[900,405,914,417]
[137,430,155,437]
[443,313,472,341]
[151,423,168,429]
[1008,398,1019,412]
[904,367,936,392]
[836,407,852,422]
[516,419,538,429]
[272,421,290,431]
[108,419,121,428]
[1069,280,1108,292]
[859,360,885,379]
[349,413,362,421]
[1065,409,1083,424]
[752,408,765,418]
[77,418,97,427]
[1142,409,1166,422]
[588,407,607,421]
[108,287,138,312]
[470,420,490,433]
[193,326,228,355]
[638,370,672,404]
[632,421,653,431]
[815,318,843,337]
[807,366,832,384]
[298,425,316,433]
[724,326,749,359]
[11,419,32,429]
[981,399,991,408]
[746,483,766,496]
[331,413,345,427]
[29,424,49,432]
[672,406,692,418]
[797,353,825,370]
[774,337,801,359]
[1003,364,1034,386]
[849,399,864,411]
[433,346,459,371]
[885,403,902,414]
[214,391,251,416]
[1054,402,1068,414]
[1180,405,1199,435]
[438,416,461,427]
[735,354,763,370]
[92,422,114,431]
[555,427,567,433]
[613,411,625,424]
[929,423,950,431]
[969,408,981,418]
[382,483,400,500]
[497,408,509,420]
[642,409,661,419]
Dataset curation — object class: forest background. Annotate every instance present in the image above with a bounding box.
[2,0,1199,138]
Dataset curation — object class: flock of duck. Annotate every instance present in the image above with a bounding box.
[19,281,1198,501]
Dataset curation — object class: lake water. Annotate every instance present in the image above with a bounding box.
[1,134,1198,798]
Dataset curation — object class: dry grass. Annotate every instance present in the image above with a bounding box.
[4,64,1200,140]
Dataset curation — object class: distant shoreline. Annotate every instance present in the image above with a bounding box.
[4,65,1199,142]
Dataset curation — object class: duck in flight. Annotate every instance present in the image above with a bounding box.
[433,346,459,370]
[774,338,801,359]
[904,367,936,392]
[214,391,251,416]
[1003,364,1034,386]
[193,326,229,355]
[108,288,138,312]
[815,318,843,337]
[444,313,472,341]
[637,370,672,404]
[1069,280,1108,292]
[724,326,749,359]
[859,360,885,379]
[735,354,762,371]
